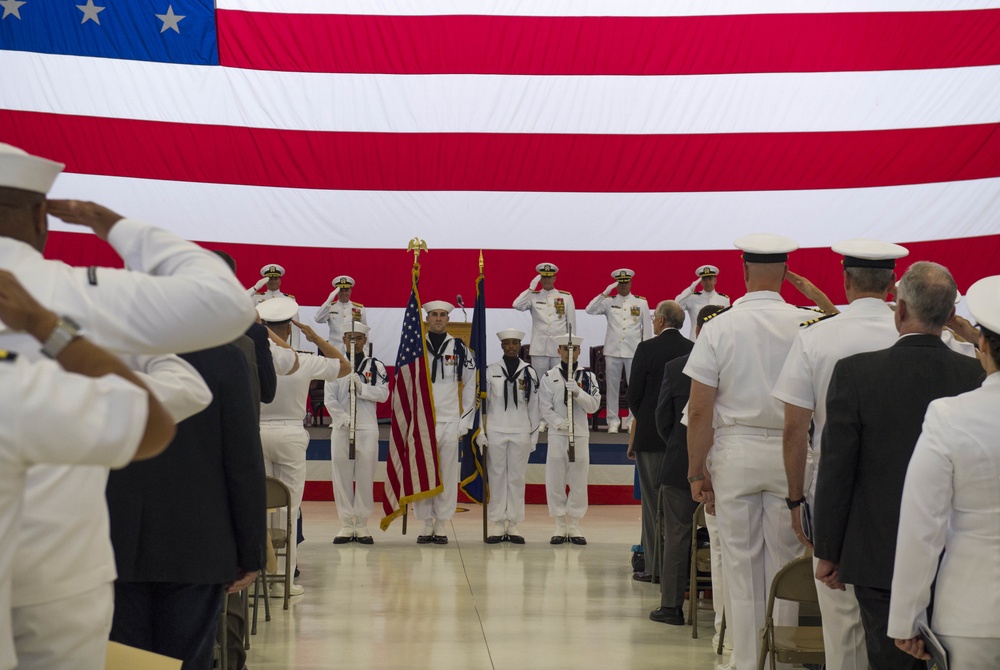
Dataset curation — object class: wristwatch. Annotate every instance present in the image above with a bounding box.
[785,496,807,510]
[41,315,82,359]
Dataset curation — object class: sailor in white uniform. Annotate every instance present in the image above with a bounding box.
[249,264,300,348]
[676,265,731,341]
[413,301,477,544]
[314,275,367,350]
[512,262,576,376]
[325,322,388,544]
[258,298,350,595]
[479,329,540,544]
[585,268,649,433]
[685,233,819,670]
[772,239,909,670]
[889,275,1000,669]
[539,334,601,545]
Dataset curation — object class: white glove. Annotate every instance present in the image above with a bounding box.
[565,380,582,397]
[253,277,268,290]
[348,372,365,386]
[556,419,571,432]
[328,289,340,302]
[475,433,489,449]
[604,282,618,296]
[691,278,702,290]
[336,416,351,429]
[529,274,541,291]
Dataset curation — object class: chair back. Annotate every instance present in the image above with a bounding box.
[265,477,291,511]
[693,501,706,528]
[769,555,819,608]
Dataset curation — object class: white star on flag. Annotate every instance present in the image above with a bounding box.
[76,0,104,25]
[0,0,26,20]
[156,5,185,34]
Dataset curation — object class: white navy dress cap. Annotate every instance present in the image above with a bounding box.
[423,300,454,314]
[257,296,299,322]
[832,239,909,269]
[344,322,370,336]
[260,264,285,278]
[535,263,559,276]
[696,265,719,277]
[966,275,1000,334]
[733,233,799,263]
[554,334,585,347]
[332,275,355,288]
[496,328,526,342]
[0,143,64,195]
[611,268,635,282]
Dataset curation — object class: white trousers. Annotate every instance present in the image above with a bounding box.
[331,427,378,525]
[545,433,590,518]
[12,582,113,670]
[260,424,309,578]
[530,355,558,377]
[711,433,806,670]
[604,355,633,425]
[485,429,532,524]
[704,507,732,650]
[938,635,1000,670]
[413,422,459,522]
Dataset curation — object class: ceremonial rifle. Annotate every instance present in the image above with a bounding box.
[348,318,357,460]
[566,323,576,463]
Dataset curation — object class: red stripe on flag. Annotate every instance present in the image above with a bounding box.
[217,10,1000,75]
[44,232,1000,307]
[6,111,1000,193]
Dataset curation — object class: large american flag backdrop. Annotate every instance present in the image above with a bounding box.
[3,0,1000,360]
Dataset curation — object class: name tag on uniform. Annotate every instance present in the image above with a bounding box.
[611,305,621,309]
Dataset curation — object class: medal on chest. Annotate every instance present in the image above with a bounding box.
[554,297,565,315]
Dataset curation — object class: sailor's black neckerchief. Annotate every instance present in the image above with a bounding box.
[427,331,448,382]
[501,356,532,410]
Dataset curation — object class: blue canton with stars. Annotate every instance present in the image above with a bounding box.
[395,288,427,369]
[0,0,218,65]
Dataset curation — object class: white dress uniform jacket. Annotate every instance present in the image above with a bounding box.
[484,359,540,434]
[314,298,368,347]
[0,355,147,670]
[585,292,650,358]
[772,297,898,670]
[512,288,576,358]
[675,286,731,340]
[888,374,1000,643]
[0,220,251,670]
[324,356,389,525]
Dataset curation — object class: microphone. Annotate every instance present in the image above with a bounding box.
[456,294,468,322]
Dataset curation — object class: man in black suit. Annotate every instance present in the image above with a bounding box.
[814,261,983,670]
[650,304,725,625]
[107,345,267,669]
[627,300,691,583]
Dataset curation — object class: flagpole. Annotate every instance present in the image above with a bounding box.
[403,237,429,536]
[478,250,489,543]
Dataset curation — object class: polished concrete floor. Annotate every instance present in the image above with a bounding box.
[246,503,729,670]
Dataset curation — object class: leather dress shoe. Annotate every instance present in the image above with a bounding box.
[568,536,587,545]
[355,535,374,545]
[432,535,449,544]
[416,534,434,544]
[649,606,685,625]
[632,571,653,582]
[507,534,525,545]
[550,535,566,545]
[332,536,352,544]
[485,535,504,544]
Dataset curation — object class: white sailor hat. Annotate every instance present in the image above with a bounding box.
[611,268,635,283]
[0,143,64,195]
[536,262,559,277]
[966,276,1000,334]
[257,296,299,323]
[696,265,719,278]
[734,234,799,263]
[332,275,355,289]
[343,322,370,336]
[832,239,909,270]
[423,300,454,314]
[496,328,526,342]
[260,264,285,278]
[554,334,585,347]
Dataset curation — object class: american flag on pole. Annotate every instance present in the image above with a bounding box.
[381,262,441,531]
[3,1,1000,367]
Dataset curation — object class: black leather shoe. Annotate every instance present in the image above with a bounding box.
[355,536,374,545]
[632,572,653,582]
[332,536,352,545]
[568,536,587,545]
[416,534,434,544]
[433,535,449,545]
[507,534,525,545]
[649,606,685,625]
[550,535,566,545]
[485,535,504,544]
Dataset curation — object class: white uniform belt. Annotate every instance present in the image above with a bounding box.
[715,425,783,438]
[260,419,304,426]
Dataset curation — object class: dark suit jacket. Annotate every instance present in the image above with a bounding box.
[813,335,982,589]
[626,329,693,453]
[107,345,267,584]
[655,354,692,489]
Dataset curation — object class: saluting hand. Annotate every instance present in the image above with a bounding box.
[46,200,124,241]
[292,319,322,344]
